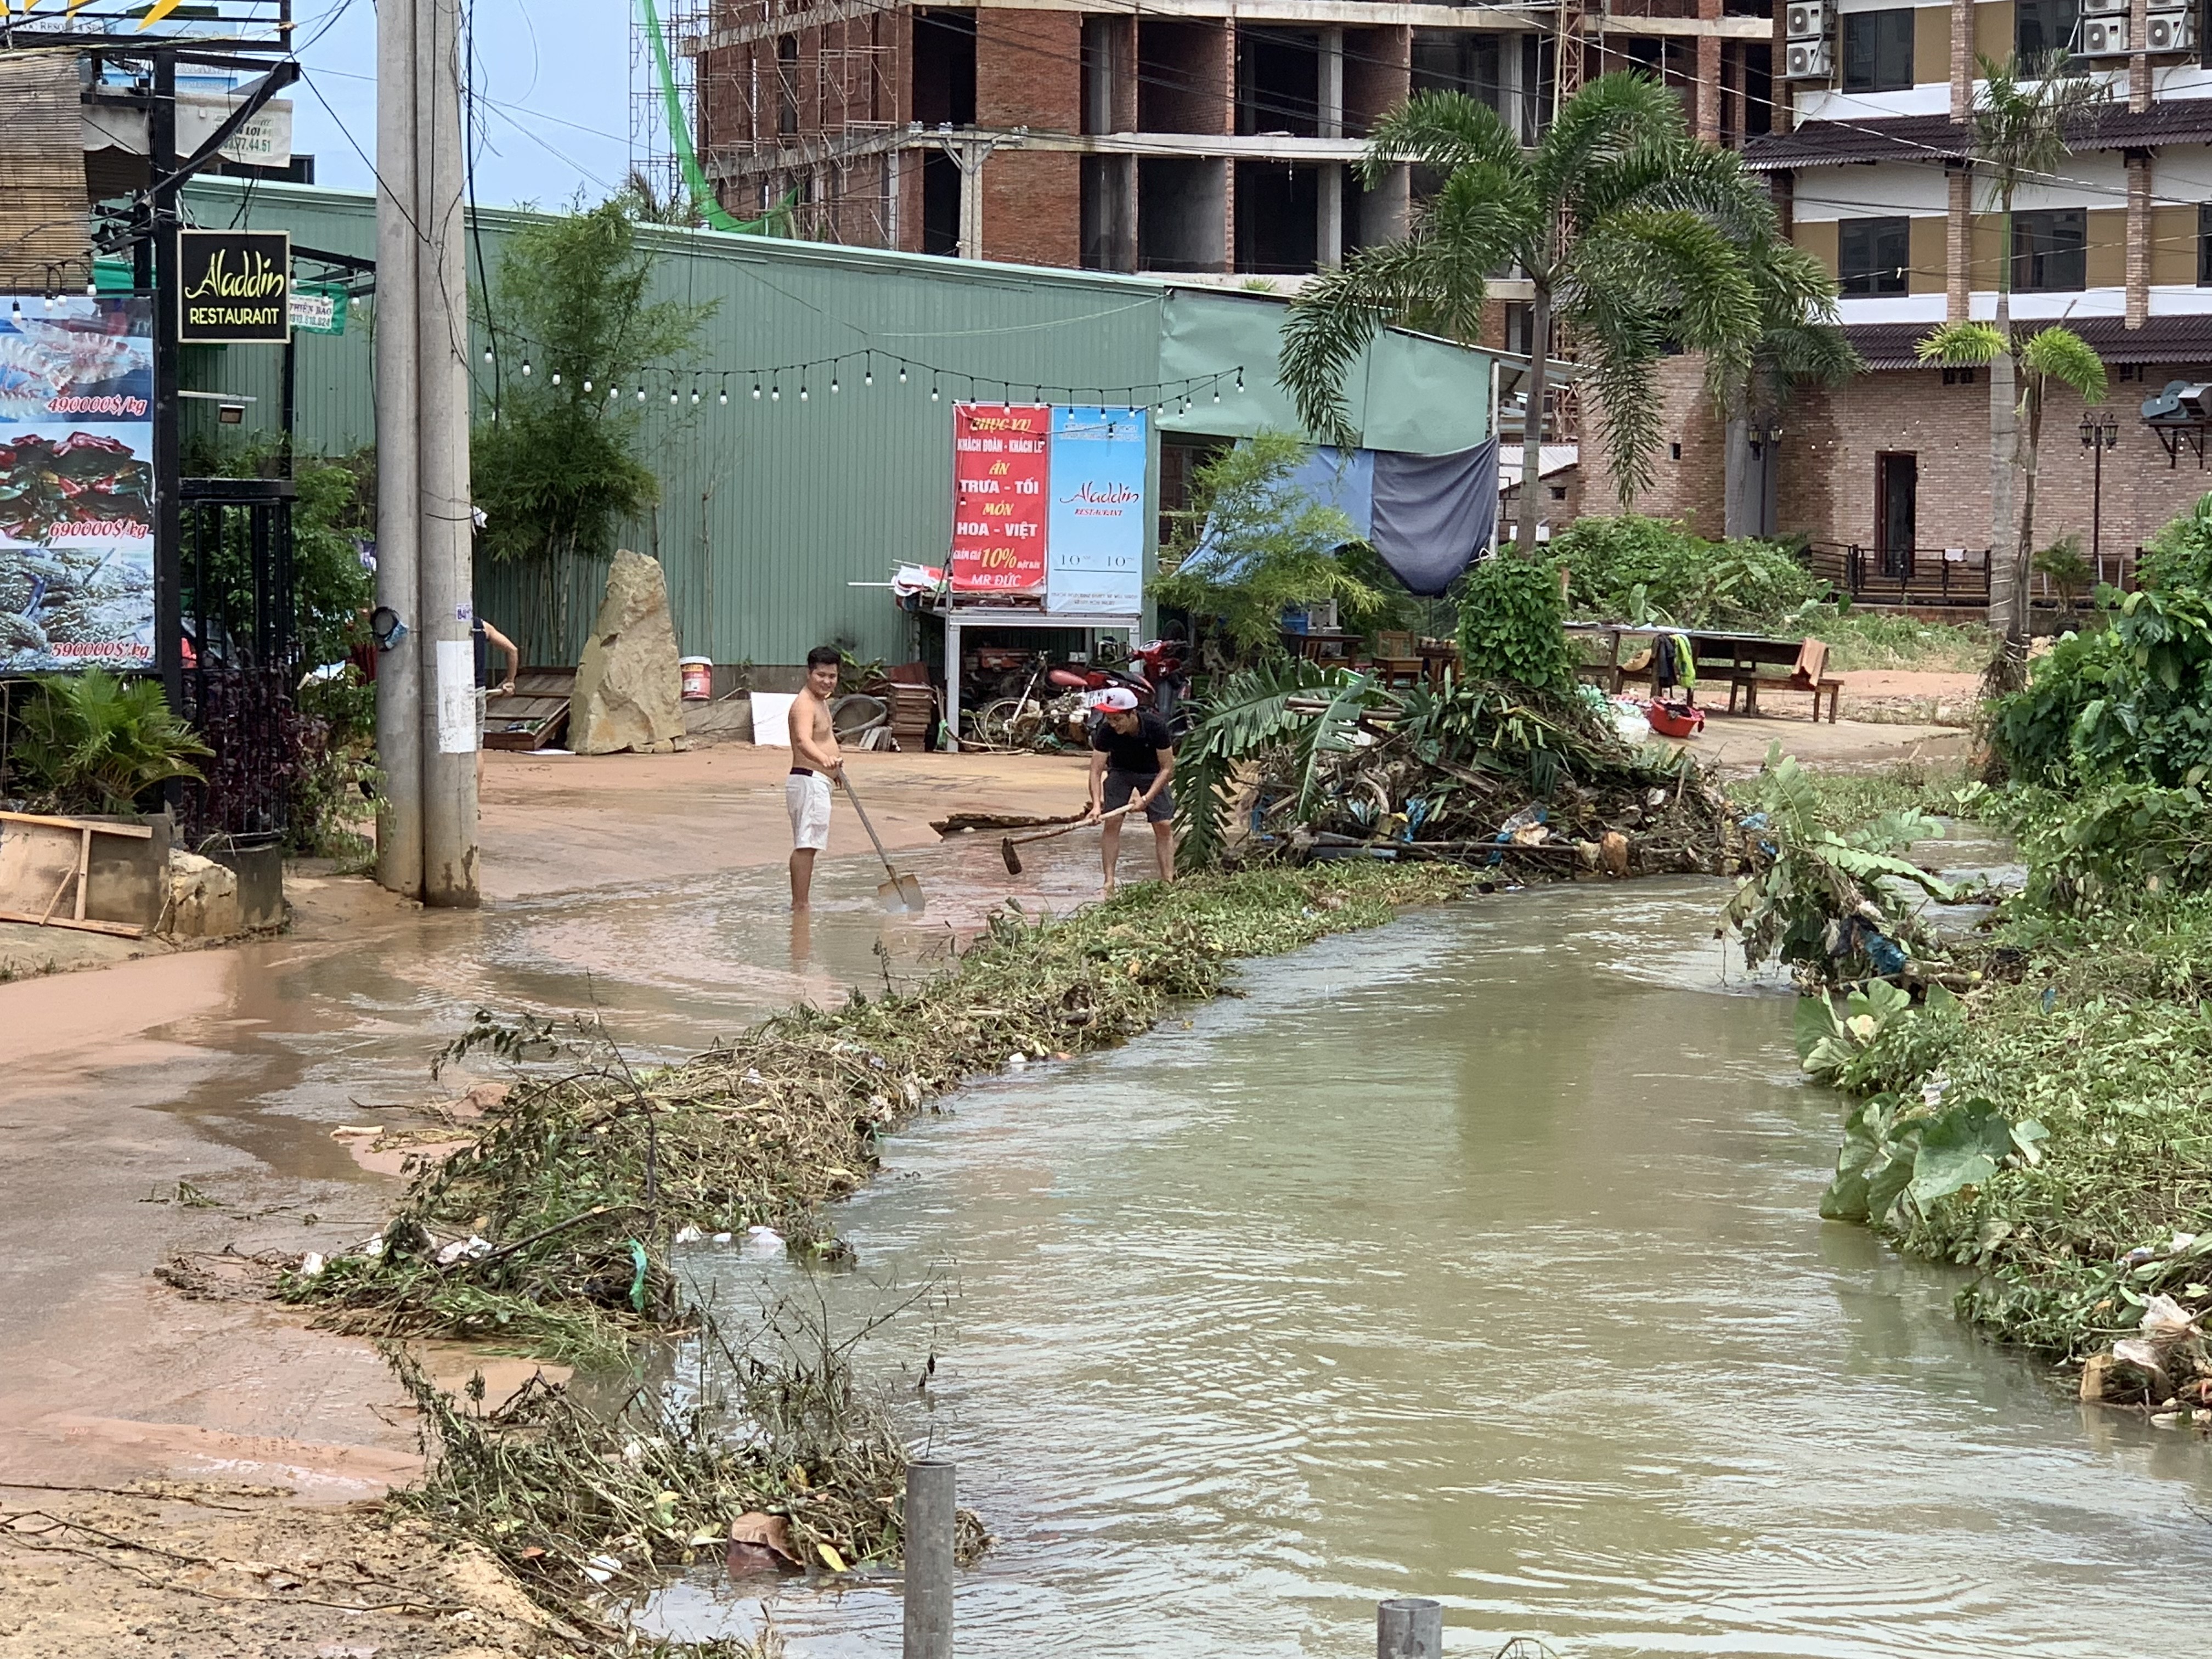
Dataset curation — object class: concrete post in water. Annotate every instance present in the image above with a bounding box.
[372,0,422,898]
[902,1459,955,1659]
[1378,1597,1443,1659]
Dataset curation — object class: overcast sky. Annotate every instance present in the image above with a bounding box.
[288,0,636,208]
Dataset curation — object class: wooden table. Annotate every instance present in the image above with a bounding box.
[1566,623,1839,720]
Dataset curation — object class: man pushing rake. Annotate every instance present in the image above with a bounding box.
[996,687,1177,895]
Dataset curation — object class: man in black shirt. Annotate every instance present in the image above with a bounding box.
[1084,687,1176,894]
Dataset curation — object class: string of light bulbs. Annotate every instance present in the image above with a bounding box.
[478,342,1248,419]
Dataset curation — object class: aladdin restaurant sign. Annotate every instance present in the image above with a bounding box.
[177,230,291,343]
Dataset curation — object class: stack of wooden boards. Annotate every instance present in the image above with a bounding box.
[876,663,939,751]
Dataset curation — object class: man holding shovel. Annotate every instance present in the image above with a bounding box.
[1084,687,1176,895]
[787,646,844,909]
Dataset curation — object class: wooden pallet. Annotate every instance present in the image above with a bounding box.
[0,810,154,937]
[484,669,574,751]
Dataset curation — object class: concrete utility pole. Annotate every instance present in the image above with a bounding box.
[375,0,480,905]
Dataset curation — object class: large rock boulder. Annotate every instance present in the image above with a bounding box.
[569,549,686,755]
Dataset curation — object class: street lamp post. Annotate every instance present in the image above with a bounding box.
[2080,410,2120,585]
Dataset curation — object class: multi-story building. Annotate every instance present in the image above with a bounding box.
[668,2,1774,280]
[1611,0,2212,595]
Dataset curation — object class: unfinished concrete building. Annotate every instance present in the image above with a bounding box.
[670,2,1780,279]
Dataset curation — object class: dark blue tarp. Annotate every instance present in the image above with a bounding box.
[1368,440,1499,596]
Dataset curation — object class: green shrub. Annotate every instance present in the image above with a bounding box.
[1455,556,1575,691]
[1552,513,1825,630]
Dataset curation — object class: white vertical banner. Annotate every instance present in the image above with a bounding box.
[434,637,478,754]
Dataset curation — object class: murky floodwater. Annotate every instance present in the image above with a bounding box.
[646,880,2212,1659]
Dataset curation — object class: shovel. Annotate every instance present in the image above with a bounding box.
[1001,802,1137,876]
[838,772,926,913]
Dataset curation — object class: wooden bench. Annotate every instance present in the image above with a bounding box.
[1727,673,1843,723]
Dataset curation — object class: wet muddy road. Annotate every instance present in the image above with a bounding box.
[648,881,2212,1659]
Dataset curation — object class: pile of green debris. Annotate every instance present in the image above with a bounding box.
[1175,661,1731,876]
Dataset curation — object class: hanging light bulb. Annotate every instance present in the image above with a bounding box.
[690,381,701,404]
[520,361,532,377]
[637,386,647,402]
[1212,383,1221,403]
[897,364,907,385]
[610,385,620,400]
[930,378,940,402]
[551,372,561,386]
[582,378,591,391]
[771,383,780,401]
[863,364,873,387]
[829,374,839,394]
[84,276,98,297]
[1235,369,1245,392]
[752,381,761,400]
[670,387,679,404]
[719,386,729,406]
[483,346,494,364]
[799,381,809,402]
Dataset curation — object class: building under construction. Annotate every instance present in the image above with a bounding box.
[641,1,1777,277]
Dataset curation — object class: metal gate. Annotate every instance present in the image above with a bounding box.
[177,475,301,843]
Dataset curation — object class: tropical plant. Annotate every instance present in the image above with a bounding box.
[8,670,211,814]
[1987,580,2212,787]
[1278,72,1810,556]
[1152,432,1389,661]
[472,197,716,652]
[1722,747,1954,984]
[1454,555,1575,691]
[1917,318,2107,656]
[1955,53,2109,677]
[2032,533,2092,612]
[1173,658,1380,869]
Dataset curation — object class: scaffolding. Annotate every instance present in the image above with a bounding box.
[633,0,909,247]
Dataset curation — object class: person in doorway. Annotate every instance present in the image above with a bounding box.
[787,645,844,909]
[1083,686,1175,895]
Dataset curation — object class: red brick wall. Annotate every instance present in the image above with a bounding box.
[1344,25,1409,136]
[1779,369,2212,566]
[1577,354,1728,537]
[975,10,1081,267]
[977,9,1079,130]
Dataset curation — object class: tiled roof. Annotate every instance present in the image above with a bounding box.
[1745,100,2212,171]
[1846,313,2212,369]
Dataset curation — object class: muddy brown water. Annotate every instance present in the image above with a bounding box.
[640,878,2212,1659]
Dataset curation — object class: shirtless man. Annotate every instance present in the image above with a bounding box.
[786,645,844,909]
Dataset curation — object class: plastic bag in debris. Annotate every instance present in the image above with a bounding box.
[742,1225,786,1261]
[673,1224,705,1245]
[1609,696,1651,745]
[2141,1293,2202,1344]
[435,1234,492,1266]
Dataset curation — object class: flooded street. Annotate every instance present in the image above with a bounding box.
[651,881,2212,1658]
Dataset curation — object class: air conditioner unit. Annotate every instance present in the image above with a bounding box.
[2080,0,2126,15]
[1783,39,1832,78]
[2147,9,2197,50]
[1785,1,1829,41]
[2077,16,2129,54]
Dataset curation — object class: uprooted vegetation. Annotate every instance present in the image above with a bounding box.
[1730,498,2212,1420]
[291,863,1470,1359]
[391,1285,988,1625]
[1174,659,1732,874]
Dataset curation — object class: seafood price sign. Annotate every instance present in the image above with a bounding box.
[177,229,291,345]
[949,403,1148,610]
[949,403,1051,596]
[0,296,156,673]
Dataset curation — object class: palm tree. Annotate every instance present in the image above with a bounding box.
[1279,72,1786,557]
[1962,54,2108,671]
[1918,320,2108,628]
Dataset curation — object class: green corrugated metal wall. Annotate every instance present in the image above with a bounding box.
[179,178,1492,669]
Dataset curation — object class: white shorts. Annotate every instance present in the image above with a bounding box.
[786,770,833,851]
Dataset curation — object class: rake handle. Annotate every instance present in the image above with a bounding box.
[1009,802,1139,849]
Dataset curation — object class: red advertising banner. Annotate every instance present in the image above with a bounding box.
[949,403,1050,595]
